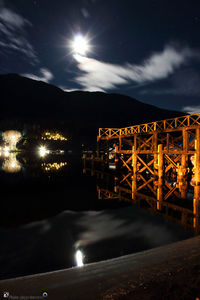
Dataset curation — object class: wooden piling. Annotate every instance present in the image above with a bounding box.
[157,144,163,210]
[132,145,137,200]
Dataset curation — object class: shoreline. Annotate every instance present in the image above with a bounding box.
[1,235,200,299]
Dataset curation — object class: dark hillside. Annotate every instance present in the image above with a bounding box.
[0,74,185,147]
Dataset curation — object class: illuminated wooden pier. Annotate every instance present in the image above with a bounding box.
[96,113,200,204]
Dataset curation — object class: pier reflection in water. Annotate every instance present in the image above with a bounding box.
[83,161,200,236]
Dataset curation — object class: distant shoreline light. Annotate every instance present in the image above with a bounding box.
[38,145,49,157]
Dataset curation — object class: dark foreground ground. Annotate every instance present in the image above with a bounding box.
[0,236,200,300]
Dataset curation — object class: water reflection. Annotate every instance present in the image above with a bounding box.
[2,153,22,173]
[0,156,198,281]
[0,205,192,280]
[41,162,67,172]
[83,166,200,235]
[0,152,67,174]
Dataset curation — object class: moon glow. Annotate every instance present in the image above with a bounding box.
[71,34,89,56]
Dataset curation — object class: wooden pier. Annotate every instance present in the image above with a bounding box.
[95,113,200,204]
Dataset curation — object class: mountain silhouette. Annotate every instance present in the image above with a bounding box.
[0,74,184,148]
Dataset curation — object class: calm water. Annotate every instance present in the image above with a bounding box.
[0,152,195,280]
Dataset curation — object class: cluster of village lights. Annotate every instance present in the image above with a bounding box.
[41,162,67,172]
[0,130,22,156]
[41,131,67,141]
[3,130,22,150]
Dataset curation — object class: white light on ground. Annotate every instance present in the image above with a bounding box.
[75,250,84,267]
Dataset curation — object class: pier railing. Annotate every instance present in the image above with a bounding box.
[98,113,200,139]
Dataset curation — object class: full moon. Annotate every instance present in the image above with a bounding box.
[71,34,89,56]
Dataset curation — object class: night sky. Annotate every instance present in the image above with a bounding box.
[0,0,200,113]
